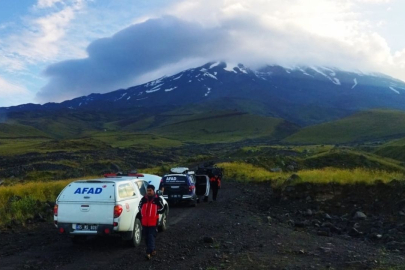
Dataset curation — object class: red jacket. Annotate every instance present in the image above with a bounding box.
[210,176,221,187]
[138,195,164,227]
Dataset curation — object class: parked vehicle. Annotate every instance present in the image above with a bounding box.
[160,171,198,206]
[54,175,169,246]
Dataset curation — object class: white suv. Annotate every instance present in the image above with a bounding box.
[54,175,169,246]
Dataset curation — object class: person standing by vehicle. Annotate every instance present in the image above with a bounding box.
[138,185,165,260]
[209,174,221,202]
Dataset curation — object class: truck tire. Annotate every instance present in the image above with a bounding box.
[158,211,168,232]
[127,218,142,247]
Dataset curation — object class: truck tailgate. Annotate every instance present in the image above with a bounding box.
[57,181,116,224]
[58,202,115,224]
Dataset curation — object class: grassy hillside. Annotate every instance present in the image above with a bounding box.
[303,149,405,172]
[90,132,182,148]
[374,137,405,162]
[148,111,298,143]
[218,162,405,186]
[284,109,405,144]
[0,123,49,138]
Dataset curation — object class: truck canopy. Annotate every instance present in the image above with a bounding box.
[57,180,116,202]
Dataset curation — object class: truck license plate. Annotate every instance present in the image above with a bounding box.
[76,224,97,230]
[170,195,181,198]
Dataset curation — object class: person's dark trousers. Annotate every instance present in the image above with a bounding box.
[143,226,157,254]
[211,183,219,201]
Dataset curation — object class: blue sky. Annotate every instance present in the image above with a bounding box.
[0,0,404,107]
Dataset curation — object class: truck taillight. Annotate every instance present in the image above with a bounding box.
[54,204,58,216]
[189,185,195,192]
[114,205,123,218]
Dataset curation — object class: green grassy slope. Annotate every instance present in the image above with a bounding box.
[148,111,298,143]
[8,110,122,139]
[374,137,405,162]
[0,123,49,138]
[303,149,405,172]
[284,109,405,144]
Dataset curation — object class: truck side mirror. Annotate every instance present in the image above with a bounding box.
[156,190,162,196]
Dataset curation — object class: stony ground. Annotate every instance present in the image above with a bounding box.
[1,180,405,270]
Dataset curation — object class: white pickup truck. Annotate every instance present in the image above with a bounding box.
[54,175,169,246]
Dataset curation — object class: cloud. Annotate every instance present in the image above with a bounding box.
[37,0,405,102]
[0,0,86,74]
[35,0,64,9]
[38,16,225,102]
[0,76,34,107]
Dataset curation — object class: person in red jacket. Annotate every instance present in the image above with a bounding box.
[138,185,164,260]
[209,174,221,202]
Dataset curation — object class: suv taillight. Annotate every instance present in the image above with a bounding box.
[114,205,123,218]
[189,185,195,193]
[54,204,58,216]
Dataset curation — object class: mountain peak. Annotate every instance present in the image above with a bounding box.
[2,61,405,126]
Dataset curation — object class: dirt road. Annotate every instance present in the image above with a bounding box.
[1,181,404,270]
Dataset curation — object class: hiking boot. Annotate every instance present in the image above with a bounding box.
[151,250,157,256]
[145,254,151,260]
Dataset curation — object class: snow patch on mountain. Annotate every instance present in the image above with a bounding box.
[298,67,314,77]
[146,84,163,93]
[146,76,166,87]
[310,66,328,77]
[173,74,183,80]
[165,87,178,92]
[333,78,341,85]
[236,65,248,74]
[115,93,127,101]
[224,63,237,73]
[204,87,211,97]
[203,72,217,80]
[320,67,337,77]
[389,87,400,94]
[209,62,220,69]
[310,66,340,85]
[352,78,358,89]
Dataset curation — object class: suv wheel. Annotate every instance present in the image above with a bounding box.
[158,211,168,232]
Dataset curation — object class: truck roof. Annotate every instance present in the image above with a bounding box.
[74,177,146,184]
[163,174,189,177]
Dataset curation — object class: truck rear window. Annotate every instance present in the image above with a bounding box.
[163,176,188,185]
[57,182,115,202]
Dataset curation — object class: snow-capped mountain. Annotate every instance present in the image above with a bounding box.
[3,62,405,125]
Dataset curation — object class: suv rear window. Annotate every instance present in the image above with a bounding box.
[163,176,189,185]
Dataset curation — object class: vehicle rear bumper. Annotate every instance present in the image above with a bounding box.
[163,195,195,202]
[57,223,115,235]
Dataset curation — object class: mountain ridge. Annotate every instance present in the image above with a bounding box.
[2,62,405,126]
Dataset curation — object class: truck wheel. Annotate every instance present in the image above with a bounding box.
[158,211,168,232]
[129,219,142,247]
